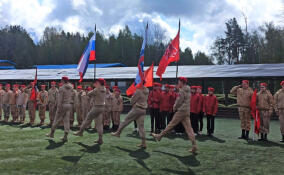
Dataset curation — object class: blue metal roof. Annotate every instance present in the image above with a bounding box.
[35,63,126,69]
[0,66,15,70]
[0,60,16,65]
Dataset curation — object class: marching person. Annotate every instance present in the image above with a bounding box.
[197,86,204,134]
[111,82,149,148]
[274,81,284,142]
[230,80,253,140]
[46,76,74,142]
[0,84,4,121]
[10,84,19,122]
[190,86,200,135]
[159,84,171,130]
[25,82,37,125]
[203,87,218,136]
[103,86,113,130]
[48,81,58,126]
[148,83,161,133]
[152,77,197,153]
[70,84,77,127]
[38,85,48,125]
[74,78,106,145]
[112,88,123,131]
[3,84,12,122]
[17,85,28,123]
[75,85,83,127]
[257,83,274,141]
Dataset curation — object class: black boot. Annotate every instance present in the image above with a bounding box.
[280,135,284,142]
[264,134,268,141]
[238,130,245,139]
[245,131,249,140]
[258,133,264,141]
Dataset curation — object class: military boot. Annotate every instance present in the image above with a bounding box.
[280,135,284,142]
[258,133,264,141]
[263,134,268,141]
[60,133,68,142]
[245,131,250,140]
[238,130,246,139]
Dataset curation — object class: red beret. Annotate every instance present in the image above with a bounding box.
[165,84,170,88]
[191,86,197,89]
[77,85,82,89]
[281,81,284,86]
[13,84,19,87]
[169,85,175,89]
[208,87,215,92]
[153,83,160,87]
[242,80,249,84]
[197,86,202,89]
[87,86,93,91]
[21,85,26,88]
[41,85,46,87]
[0,84,2,86]
[6,84,10,87]
[59,83,63,87]
[260,83,267,87]
[178,77,188,83]
[105,85,109,89]
[51,81,56,85]
[30,82,35,85]
[96,78,106,86]
[62,76,69,81]
[115,88,121,93]
[112,86,118,89]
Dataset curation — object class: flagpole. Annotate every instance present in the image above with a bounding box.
[94,25,96,80]
[176,19,180,83]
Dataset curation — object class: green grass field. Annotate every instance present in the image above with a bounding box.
[0,112,284,175]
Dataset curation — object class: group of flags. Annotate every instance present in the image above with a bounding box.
[76,21,181,96]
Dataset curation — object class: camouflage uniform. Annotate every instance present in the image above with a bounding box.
[104,91,113,128]
[112,94,123,128]
[48,87,58,125]
[25,87,36,125]
[38,90,48,125]
[3,89,12,121]
[0,87,4,120]
[16,89,28,123]
[10,90,19,122]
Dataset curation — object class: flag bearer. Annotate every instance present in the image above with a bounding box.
[3,84,12,122]
[152,77,197,153]
[203,87,218,136]
[111,82,149,148]
[257,83,274,141]
[230,80,253,139]
[112,88,123,131]
[74,79,106,145]
[10,84,19,122]
[46,76,74,142]
[17,85,28,123]
[274,81,284,142]
[48,81,58,126]
[38,85,48,125]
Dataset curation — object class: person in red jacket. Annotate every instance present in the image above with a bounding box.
[190,86,200,135]
[148,83,161,133]
[203,87,218,136]
[196,86,204,134]
[168,85,177,124]
[159,84,171,130]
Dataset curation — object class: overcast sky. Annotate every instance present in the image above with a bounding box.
[0,0,283,54]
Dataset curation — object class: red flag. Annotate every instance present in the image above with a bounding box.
[30,68,38,108]
[126,63,154,96]
[250,89,260,135]
[144,63,154,87]
[156,21,180,80]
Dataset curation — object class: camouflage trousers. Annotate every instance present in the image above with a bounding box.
[2,104,10,120]
[0,103,2,119]
[112,111,121,125]
[279,109,284,135]
[238,107,251,131]
[10,104,19,122]
[259,110,272,134]
[38,105,46,124]
[103,110,112,126]
[70,106,75,126]
[75,105,83,126]
[18,105,26,123]
[27,101,36,124]
[51,104,72,134]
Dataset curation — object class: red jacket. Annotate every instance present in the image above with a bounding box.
[190,93,200,114]
[203,94,218,115]
[159,91,171,112]
[197,93,204,113]
[169,91,177,112]
[148,90,160,109]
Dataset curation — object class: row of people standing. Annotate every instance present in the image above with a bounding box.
[148,83,218,136]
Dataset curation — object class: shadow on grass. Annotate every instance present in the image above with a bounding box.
[246,140,284,148]
[45,139,66,150]
[61,155,83,164]
[154,151,200,167]
[165,133,188,140]
[161,168,196,175]
[0,121,21,126]
[196,135,226,143]
[75,142,101,153]
[115,146,151,172]
[17,123,31,129]
[126,133,156,142]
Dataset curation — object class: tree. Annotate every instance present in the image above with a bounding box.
[194,51,213,65]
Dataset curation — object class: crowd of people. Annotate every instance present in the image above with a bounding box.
[0,77,284,153]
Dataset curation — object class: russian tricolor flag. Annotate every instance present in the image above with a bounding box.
[126,23,149,96]
[77,33,96,82]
